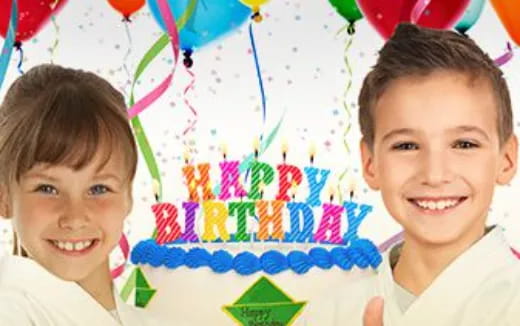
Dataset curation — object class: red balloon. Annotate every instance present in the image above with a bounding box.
[356,0,470,39]
[0,0,68,44]
[107,0,145,20]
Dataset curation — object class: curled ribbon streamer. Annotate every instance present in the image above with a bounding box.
[182,66,197,135]
[115,0,187,283]
[248,22,266,125]
[411,0,431,24]
[494,42,513,67]
[121,20,133,97]
[49,15,60,63]
[336,27,354,203]
[15,45,23,74]
[111,234,130,279]
[0,0,17,89]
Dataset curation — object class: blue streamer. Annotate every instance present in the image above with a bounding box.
[0,0,18,90]
[248,22,266,125]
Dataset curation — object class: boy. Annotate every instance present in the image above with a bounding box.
[309,23,520,326]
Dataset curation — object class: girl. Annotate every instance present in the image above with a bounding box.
[0,64,165,325]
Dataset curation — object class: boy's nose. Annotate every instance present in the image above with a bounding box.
[58,199,90,230]
[419,150,453,187]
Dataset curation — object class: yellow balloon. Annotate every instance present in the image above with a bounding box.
[240,0,270,9]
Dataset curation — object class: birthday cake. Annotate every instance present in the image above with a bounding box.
[130,159,382,325]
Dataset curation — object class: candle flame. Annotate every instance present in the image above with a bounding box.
[183,149,190,164]
[282,140,288,154]
[152,179,160,200]
[309,142,316,164]
[221,143,228,159]
[328,185,335,202]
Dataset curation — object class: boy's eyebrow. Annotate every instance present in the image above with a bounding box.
[450,125,490,141]
[381,128,415,143]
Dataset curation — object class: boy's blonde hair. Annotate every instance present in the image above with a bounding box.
[359,23,513,149]
[0,64,138,255]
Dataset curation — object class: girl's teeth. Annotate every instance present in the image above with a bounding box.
[53,240,93,252]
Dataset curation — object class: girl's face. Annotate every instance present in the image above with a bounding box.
[6,149,132,282]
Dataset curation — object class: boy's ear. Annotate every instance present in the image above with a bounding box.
[496,134,518,185]
[360,139,380,190]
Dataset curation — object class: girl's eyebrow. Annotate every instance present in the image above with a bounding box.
[23,172,59,182]
[93,173,122,182]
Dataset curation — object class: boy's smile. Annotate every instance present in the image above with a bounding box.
[361,70,517,248]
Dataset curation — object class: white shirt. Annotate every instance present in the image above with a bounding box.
[0,255,167,325]
[304,227,520,326]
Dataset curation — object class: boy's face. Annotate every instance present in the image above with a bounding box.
[361,71,517,247]
[4,149,132,282]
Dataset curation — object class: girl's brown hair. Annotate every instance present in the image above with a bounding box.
[0,64,138,256]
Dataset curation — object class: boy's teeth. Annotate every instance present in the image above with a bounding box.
[52,240,93,252]
[415,199,458,210]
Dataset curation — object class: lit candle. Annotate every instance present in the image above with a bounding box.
[275,163,302,202]
[309,142,316,165]
[152,178,160,202]
[221,143,228,161]
[201,201,230,241]
[304,167,331,207]
[286,202,314,243]
[328,185,335,203]
[281,140,288,163]
[253,137,260,159]
[183,148,190,165]
[349,177,357,200]
[182,163,215,202]
[257,200,285,240]
[152,203,182,244]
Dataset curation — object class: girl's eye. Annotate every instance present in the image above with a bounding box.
[35,184,58,195]
[89,184,110,195]
[453,140,479,149]
[392,142,419,151]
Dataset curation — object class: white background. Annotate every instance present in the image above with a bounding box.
[0,0,519,276]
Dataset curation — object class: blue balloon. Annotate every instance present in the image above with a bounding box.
[455,0,486,34]
[147,0,251,51]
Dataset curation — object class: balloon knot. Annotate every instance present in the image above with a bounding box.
[14,41,22,50]
[347,22,356,35]
[183,49,194,68]
[122,15,132,23]
[252,11,263,23]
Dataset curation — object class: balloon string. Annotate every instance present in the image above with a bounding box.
[49,15,60,63]
[16,45,24,74]
[0,0,17,90]
[248,22,266,126]
[337,27,354,203]
[494,42,513,67]
[122,20,133,96]
[182,66,197,136]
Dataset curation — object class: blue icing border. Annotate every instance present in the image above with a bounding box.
[131,238,382,276]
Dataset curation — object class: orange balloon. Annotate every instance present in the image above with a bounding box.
[490,0,520,46]
[107,0,145,20]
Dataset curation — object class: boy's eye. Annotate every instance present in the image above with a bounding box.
[453,140,479,149]
[392,142,419,151]
[89,184,110,195]
[35,184,58,195]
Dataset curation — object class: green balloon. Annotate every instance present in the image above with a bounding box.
[328,0,363,23]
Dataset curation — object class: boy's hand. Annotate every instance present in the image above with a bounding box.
[363,297,384,326]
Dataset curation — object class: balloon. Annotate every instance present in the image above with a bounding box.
[455,0,485,34]
[355,0,470,39]
[490,0,520,46]
[148,0,251,51]
[108,0,145,21]
[329,0,363,24]
[0,0,68,44]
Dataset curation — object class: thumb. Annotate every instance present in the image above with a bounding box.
[363,296,384,326]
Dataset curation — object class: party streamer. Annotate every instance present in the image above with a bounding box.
[0,0,17,90]
[49,16,60,63]
[336,25,355,203]
[248,23,266,125]
[121,20,133,96]
[111,234,130,279]
[494,42,513,66]
[182,66,197,135]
